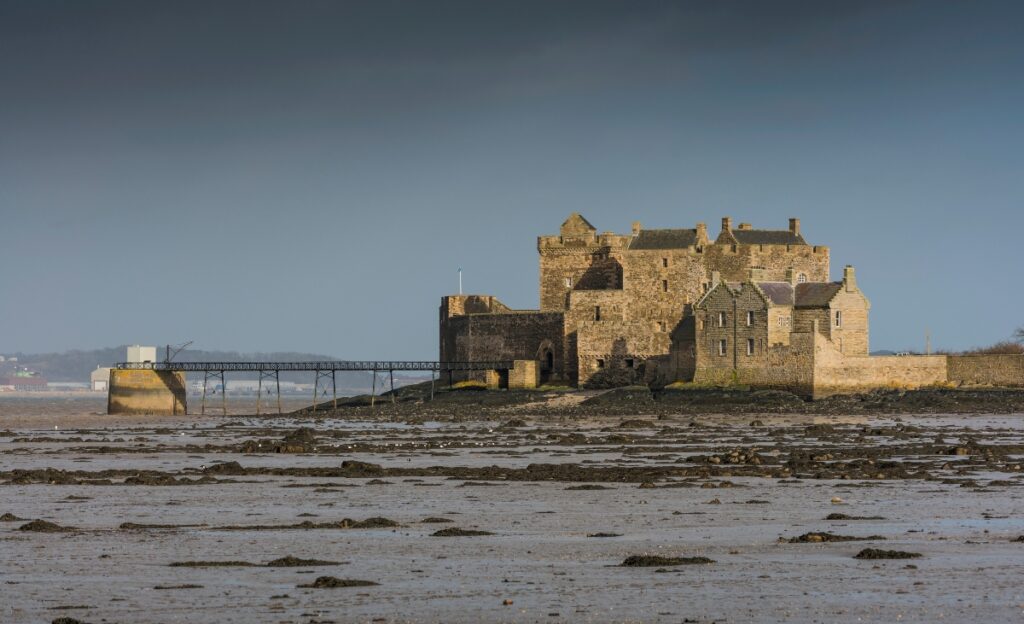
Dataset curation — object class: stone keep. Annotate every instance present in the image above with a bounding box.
[439,213,1023,395]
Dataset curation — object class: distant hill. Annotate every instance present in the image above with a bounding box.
[0,347,386,389]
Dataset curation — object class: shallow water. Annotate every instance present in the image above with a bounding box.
[2,399,1023,623]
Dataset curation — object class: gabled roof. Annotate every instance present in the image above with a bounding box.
[755,282,795,306]
[694,280,736,308]
[795,282,843,308]
[561,212,596,233]
[732,229,807,245]
[628,228,697,250]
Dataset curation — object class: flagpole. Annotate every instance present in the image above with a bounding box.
[458,267,463,295]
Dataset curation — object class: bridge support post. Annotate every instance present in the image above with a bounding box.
[390,369,395,404]
[332,370,337,410]
[201,371,209,415]
[257,369,278,416]
[430,370,435,401]
[312,369,319,413]
[370,369,377,407]
[220,370,227,416]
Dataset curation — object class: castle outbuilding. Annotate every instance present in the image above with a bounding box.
[439,214,1020,396]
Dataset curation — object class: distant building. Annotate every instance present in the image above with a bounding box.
[91,366,111,391]
[127,345,157,363]
[1,368,48,391]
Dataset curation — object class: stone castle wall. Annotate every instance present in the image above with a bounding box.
[947,355,1024,387]
[440,295,565,382]
[694,331,816,396]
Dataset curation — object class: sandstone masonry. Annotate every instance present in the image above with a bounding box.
[439,214,1022,396]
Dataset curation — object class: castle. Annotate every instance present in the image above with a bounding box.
[440,214,1022,397]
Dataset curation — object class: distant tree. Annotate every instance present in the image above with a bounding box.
[1015,327,1024,343]
[959,341,1024,355]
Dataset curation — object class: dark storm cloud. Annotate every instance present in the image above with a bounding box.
[1,1,1022,356]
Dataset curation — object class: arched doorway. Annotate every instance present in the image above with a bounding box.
[537,341,555,384]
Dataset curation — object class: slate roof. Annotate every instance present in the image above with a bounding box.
[628,229,698,250]
[795,282,842,308]
[732,229,807,245]
[756,282,795,306]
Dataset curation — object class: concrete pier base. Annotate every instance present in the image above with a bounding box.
[107,369,187,415]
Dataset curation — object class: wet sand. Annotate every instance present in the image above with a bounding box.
[2,397,1024,623]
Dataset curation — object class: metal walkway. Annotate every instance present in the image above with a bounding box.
[113,361,512,372]
[113,360,512,415]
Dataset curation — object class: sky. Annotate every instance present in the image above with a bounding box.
[1,0,1022,358]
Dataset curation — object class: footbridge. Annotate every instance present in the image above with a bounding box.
[110,360,513,415]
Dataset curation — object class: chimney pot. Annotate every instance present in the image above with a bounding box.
[721,217,733,233]
[789,218,800,236]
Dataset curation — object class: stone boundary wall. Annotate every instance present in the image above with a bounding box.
[947,354,1024,387]
[694,331,816,396]
[813,354,947,397]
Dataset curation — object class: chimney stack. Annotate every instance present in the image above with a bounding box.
[721,217,733,233]
[711,270,721,287]
[789,218,800,236]
[632,221,642,236]
[738,223,752,230]
[695,222,707,242]
[843,265,856,292]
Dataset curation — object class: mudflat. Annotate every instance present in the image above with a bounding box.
[2,395,1024,623]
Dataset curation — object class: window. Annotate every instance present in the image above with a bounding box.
[595,359,605,369]
[717,311,726,327]
[564,276,572,288]
[746,311,754,326]
[625,358,635,369]
[594,306,601,321]
[662,257,669,268]
[699,319,705,330]
[835,310,842,327]
[747,338,755,356]
[702,283,709,293]
[658,321,666,332]
[718,339,727,356]
[798,273,807,284]
[662,280,669,292]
